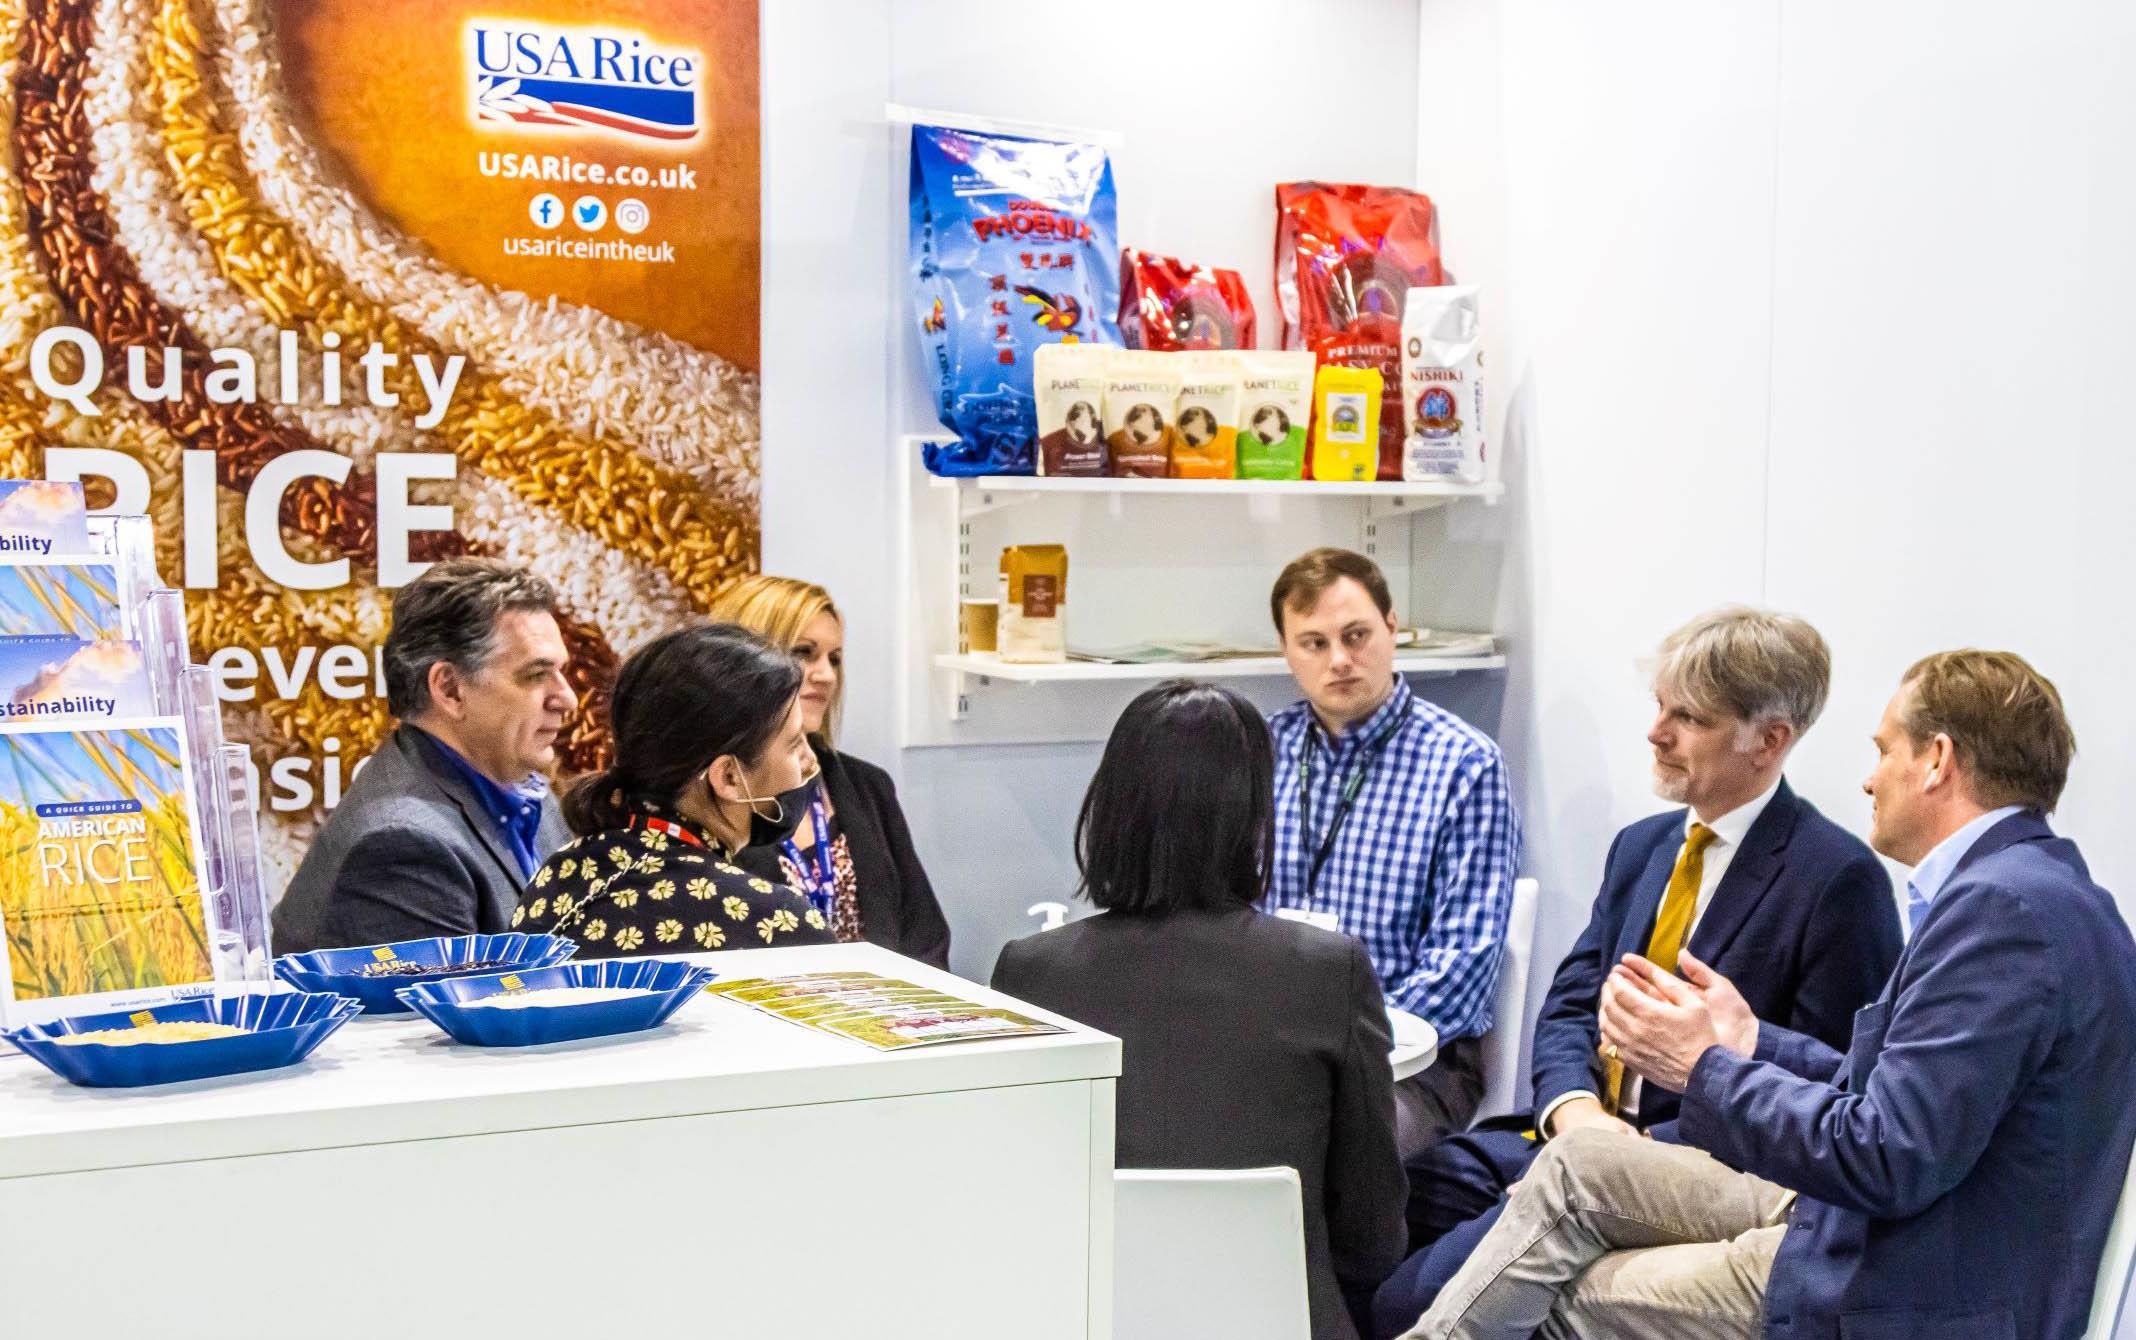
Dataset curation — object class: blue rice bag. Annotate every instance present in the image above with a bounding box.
[910,124,1119,476]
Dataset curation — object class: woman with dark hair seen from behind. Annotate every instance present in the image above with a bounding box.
[991,681,1404,1340]
[712,576,951,968]
[514,623,835,956]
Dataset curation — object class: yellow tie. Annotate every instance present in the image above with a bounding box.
[1604,822,1719,1115]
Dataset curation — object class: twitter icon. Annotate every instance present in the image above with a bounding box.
[527,193,562,230]
[572,195,607,233]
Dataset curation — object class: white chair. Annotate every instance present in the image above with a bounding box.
[2082,1140,2136,1339]
[1114,1167,1311,1340]
[1472,876,1540,1123]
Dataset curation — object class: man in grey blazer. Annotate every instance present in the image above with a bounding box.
[271,559,576,955]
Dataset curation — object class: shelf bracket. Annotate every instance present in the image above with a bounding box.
[1365,494,1452,524]
[961,488,1041,519]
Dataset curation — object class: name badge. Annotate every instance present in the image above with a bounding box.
[1274,907,1341,934]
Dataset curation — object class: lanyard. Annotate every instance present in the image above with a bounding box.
[781,790,838,914]
[627,812,706,848]
[1297,712,1403,900]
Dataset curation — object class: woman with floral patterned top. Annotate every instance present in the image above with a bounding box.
[514,624,835,956]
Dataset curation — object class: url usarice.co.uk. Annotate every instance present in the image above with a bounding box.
[477,152,699,192]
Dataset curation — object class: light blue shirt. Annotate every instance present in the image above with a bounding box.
[1905,805,2024,935]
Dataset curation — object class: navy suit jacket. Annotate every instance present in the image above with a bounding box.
[1685,813,2136,1340]
[1532,780,1902,1134]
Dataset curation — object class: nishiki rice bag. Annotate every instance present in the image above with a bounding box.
[910,123,1120,477]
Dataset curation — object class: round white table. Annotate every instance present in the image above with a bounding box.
[1388,1007,1439,1081]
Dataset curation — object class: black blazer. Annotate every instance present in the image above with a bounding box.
[272,725,570,956]
[1529,779,1901,1134]
[737,745,951,969]
[993,907,1406,1340]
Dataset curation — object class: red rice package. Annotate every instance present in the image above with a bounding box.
[1118,249,1256,351]
[1274,183,1444,480]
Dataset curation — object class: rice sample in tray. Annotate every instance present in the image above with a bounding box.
[54,1021,246,1046]
[462,986,653,1010]
[356,958,518,979]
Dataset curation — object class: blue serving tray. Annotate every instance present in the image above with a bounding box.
[2,991,360,1088]
[274,932,576,1015]
[397,957,715,1048]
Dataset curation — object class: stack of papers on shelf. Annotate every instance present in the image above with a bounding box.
[1068,641,1261,665]
[705,971,1065,1051]
[1397,628,1499,657]
[1066,629,1497,665]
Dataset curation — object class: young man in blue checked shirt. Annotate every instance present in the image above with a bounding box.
[1264,548,1523,1162]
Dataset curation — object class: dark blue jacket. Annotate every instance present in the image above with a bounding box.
[1532,781,1902,1134]
[1685,812,2136,1340]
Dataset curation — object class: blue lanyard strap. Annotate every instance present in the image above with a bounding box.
[1298,709,1405,900]
[781,790,838,913]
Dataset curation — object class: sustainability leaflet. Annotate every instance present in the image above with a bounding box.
[0,637,153,724]
[0,480,91,561]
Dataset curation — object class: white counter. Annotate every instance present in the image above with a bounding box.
[0,944,1122,1340]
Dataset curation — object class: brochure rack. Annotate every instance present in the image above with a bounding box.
[0,482,268,1029]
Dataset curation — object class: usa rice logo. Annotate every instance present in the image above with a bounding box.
[467,21,702,143]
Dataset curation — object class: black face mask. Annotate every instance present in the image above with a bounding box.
[742,771,819,849]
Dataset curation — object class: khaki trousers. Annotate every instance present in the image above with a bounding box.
[1398,1127,1795,1340]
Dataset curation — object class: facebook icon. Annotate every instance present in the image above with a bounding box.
[528,193,563,230]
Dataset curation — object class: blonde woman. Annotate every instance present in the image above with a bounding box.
[708,576,951,968]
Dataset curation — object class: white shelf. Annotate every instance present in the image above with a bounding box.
[935,649,1507,683]
[927,471,1504,507]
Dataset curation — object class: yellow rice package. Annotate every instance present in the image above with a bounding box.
[1171,359,1239,479]
[1311,364,1382,481]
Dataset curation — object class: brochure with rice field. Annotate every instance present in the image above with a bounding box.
[0,638,153,725]
[0,564,124,639]
[0,481,91,562]
[705,970,1066,1051]
[0,718,220,1030]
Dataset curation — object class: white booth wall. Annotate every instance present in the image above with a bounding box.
[1424,2,2136,1324]
[761,0,1439,979]
[767,0,2133,1316]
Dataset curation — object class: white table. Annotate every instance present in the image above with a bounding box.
[0,944,1122,1340]
[1388,1007,1441,1082]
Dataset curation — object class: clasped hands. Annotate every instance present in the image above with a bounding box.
[1599,950,1762,1094]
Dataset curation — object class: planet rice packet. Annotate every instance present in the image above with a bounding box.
[1101,350,1180,479]
[910,122,1120,477]
[1232,351,1315,480]
[1171,358,1239,479]
[1033,342,1110,476]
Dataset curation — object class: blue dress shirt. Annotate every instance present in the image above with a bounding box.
[414,729,550,880]
[1903,805,2023,935]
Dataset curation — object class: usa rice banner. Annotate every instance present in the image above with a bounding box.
[0,0,760,889]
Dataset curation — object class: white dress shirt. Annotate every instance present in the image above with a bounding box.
[1541,776,1783,1134]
